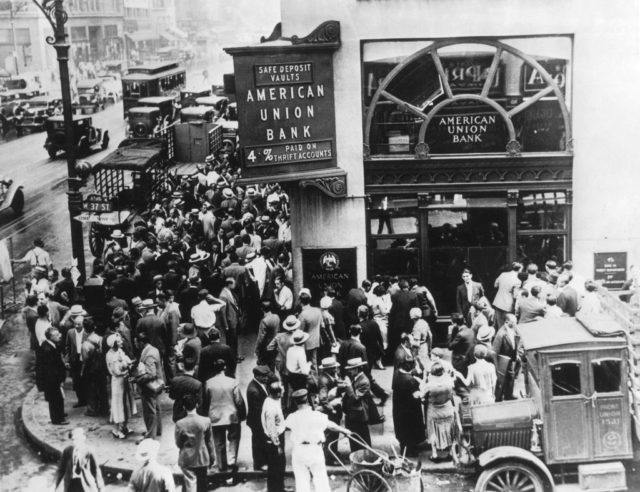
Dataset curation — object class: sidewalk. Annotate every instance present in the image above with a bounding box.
[21,333,458,485]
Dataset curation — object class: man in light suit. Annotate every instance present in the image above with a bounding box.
[203,359,246,473]
[456,269,485,322]
[493,262,522,328]
[219,277,242,360]
[136,332,164,439]
[297,288,323,369]
[65,314,88,407]
[175,394,214,492]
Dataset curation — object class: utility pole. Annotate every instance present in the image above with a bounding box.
[32,0,86,282]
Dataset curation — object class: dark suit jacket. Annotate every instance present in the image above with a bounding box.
[65,329,88,366]
[388,290,419,349]
[329,298,347,340]
[516,297,546,323]
[456,281,485,317]
[137,314,168,353]
[178,285,200,322]
[448,325,476,360]
[392,370,425,445]
[55,445,104,492]
[169,373,203,422]
[338,338,367,373]
[175,413,214,468]
[219,287,241,332]
[492,326,523,361]
[197,342,235,383]
[343,371,370,423]
[39,341,67,394]
[246,379,268,431]
[345,288,368,327]
[557,286,578,317]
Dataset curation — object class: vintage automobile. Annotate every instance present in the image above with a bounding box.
[180,88,211,109]
[74,79,107,113]
[455,314,636,492]
[0,178,24,215]
[82,138,171,256]
[44,115,109,159]
[0,91,21,136]
[97,73,122,103]
[134,96,176,121]
[194,95,229,117]
[179,105,215,123]
[127,96,176,138]
[15,95,61,135]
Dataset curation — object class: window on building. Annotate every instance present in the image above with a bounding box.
[104,25,118,38]
[593,359,621,393]
[551,362,581,397]
[71,26,88,41]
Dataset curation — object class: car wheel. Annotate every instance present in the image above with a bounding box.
[16,127,23,137]
[11,189,24,215]
[89,223,106,257]
[475,461,547,492]
[222,138,235,153]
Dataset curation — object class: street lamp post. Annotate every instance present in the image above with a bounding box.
[32,0,86,282]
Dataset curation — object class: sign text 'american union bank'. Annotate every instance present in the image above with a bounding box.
[230,51,338,173]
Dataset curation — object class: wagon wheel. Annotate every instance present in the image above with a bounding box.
[451,434,475,467]
[475,462,546,492]
[221,138,235,154]
[347,470,392,492]
[89,222,107,257]
[11,189,24,214]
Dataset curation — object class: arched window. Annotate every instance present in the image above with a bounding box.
[363,37,572,158]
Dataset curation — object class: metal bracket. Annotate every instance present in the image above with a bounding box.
[299,174,347,198]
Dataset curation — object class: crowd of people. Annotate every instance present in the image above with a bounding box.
[17,143,613,491]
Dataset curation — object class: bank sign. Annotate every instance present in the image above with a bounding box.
[231,51,337,176]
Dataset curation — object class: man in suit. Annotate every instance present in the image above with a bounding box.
[246,365,273,471]
[338,324,367,372]
[203,359,246,473]
[516,285,546,323]
[326,287,347,340]
[297,288,323,369]
[175,394,214,492]
[344,282,369,328]
[255,300,280,367]
[198,328,235,382]
[136,299,168,367]
[169,358,202,422]
[493,314,524,401]
[40,327,68,425]
[393,333,415,377]
[55,427,104,491]
[136,332,164,439]
[448,313,475,377]
[493,262,523,328]
[388,279,419,356]
[392,357,426,457]
[65,313,88,408]
[218,277,242,359]
[557,273,579,317]
[456,269,485,323]
[342,357,372,451]
[157,292,180,381]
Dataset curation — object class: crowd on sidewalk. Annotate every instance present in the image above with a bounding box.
[16,144,617,491]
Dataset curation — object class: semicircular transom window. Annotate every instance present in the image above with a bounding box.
[363,37,572,158]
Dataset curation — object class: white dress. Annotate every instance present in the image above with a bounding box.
[106,348,136,424]
[370,294,391,348]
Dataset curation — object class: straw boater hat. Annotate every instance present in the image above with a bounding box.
[291,330,310,345]
[205,154,215,163]
[246,188,256,198]
[152,274,163,283]
[222,188,234,198]
[319,357,339,370]
[131,297,142,308]
[189,253,202,264]
[140,299,156,310]
[298,287,311,298]
[409,307,422,319]
[345,357,367,370]
[282,315,301,332]
[110,229,125,240]
[68,304,88,317]
[245,250,256,261]
[476,324,495,343]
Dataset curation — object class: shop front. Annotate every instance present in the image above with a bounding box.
[362,36,573,316]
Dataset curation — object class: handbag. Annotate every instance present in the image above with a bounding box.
[144,378,164,395]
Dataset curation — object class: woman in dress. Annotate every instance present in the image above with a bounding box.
[422,362,458,461]
[105,334,136,439]
[462,344,497,405]
[370,284,391,350]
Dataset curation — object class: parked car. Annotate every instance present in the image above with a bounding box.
[0,178,24,215]
[15,95,61,135]
[44,115,109,159]
[180,88,211,108]
[128,107,163,138]
[180,105,215,123]
[74,79,107,113]
[194,95,229,117]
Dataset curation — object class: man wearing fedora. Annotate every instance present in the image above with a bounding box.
[286,329,311,398]
[317,356,345,465]
[342,357,373,451]
[266,315,298,402]
[246,365,274,471]
[136,299,167,372]
[64,307,88,408]
[218,278,242,360]
[197,328,235,382]
[297,288,323,369]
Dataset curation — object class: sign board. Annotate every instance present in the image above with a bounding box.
[302,248,357,301]
[229,50,337,177]
[594,252,627,289]
[522,58,567,96]
[83,194,113,213]
[74,210,130,226]
[441,53,504,96]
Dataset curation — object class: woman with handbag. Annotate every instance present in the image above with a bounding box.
[106,333,137,439]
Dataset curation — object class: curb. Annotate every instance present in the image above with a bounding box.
[20,386,461,484]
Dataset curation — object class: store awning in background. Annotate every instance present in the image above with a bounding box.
[169,26,188,39]
[124,30,158,43]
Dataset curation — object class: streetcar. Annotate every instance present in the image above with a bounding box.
[121,61,186,117]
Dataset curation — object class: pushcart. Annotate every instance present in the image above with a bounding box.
[330,434,425,492]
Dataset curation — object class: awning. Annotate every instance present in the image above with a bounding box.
[125,30,158,43]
